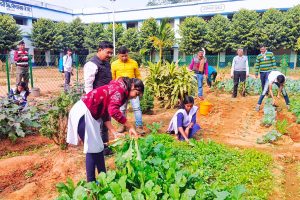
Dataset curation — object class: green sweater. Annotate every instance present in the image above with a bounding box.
[255,52,276,75]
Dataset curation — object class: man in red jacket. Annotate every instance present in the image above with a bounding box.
[14,41,29,86]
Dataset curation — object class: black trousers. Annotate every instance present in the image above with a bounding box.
[233,71,246,97]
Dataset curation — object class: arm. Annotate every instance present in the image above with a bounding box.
[277,85,283,98]
[255,56,260,77]
[189,58,194,70]
[231,57,235,77]
[84,62,98,93]
[111,63,116,80]
[271,53,276,69]
[14,51,20,62]
[134,62,142,79]
[269,83,275,104]
[246,58,249,77]
[177,113,189,142]
[204,61,208,76]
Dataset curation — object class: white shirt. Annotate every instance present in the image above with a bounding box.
[63,55,73,72]
[268,71,284,84]
[84,61,98,93]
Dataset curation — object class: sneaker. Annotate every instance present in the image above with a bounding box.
[287,105,290,110]
[255,105,260,112]
[103,147,114,156]
[117,125,126,133]
[136,126,145,135]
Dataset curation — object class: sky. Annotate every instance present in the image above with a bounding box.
[41,0,149,11]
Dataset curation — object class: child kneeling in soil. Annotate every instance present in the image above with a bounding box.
[9,81,30,108]
[168,96,201,143]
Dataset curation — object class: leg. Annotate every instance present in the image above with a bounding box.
[280,86,290,106]
[233,71,240,98]
[188,123,201,138]
[260,72,266,91]
[131,97,143,127]
[206,75,212,88]
[64,72,71,92]
[86,153,97,182]
[239,71,246,96]
[23,68,29,87]
[196,74,204,98]
[94,151,106,174]
[16,66,22,86]
[257,80,269,106]
[212,72,217,82]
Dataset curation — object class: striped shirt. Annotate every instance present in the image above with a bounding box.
[255,51,276,75]
[14,49,29,67]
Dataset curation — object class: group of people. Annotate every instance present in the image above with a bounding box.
[190,45,290,111]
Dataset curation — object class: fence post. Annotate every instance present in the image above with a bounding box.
[29,55,34,88]
[76,54,79,83]
[5,54,11,93]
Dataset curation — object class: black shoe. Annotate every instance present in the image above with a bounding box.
[103,146,114,156]
[232,94,237,98]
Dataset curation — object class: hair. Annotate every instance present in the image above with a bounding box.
[16,82,30,96]
[121,77,144,94]
[118,46,129,54]
[181,95,194,109]
[98,41,114,50]
[259,45,266,49]
[67,48,72,52]
[237,48,243,52]
[277,75,285,84]
[19,40,25,45]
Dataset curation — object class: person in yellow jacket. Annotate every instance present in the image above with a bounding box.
[111,46,145,134]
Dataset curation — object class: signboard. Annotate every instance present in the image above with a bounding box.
[0,1,32,17]
[200,4,225,13]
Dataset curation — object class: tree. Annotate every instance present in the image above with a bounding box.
[140,18,159,55]
[69,18,86,53]
[228,9,260,50]
[179,17,207,55]
[284,5,300,50]
[259,9,287,51]
[119,28,141,52]
[31,18,56,51]
[84,23,105,52]
[0,14,22,53]
[150,18,175,61]
[205,14,230,53]
[103,23,125,50]
[53,21,72,52]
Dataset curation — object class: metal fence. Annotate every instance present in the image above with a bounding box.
[0,54,298,96]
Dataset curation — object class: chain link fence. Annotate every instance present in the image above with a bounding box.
[0,53,298,96]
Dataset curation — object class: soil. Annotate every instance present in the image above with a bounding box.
[0,71,300,199]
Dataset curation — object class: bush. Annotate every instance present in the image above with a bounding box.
[39,88,82,149]
[146,62,196,108]
[0,97,40,141]
[140,87,154,114]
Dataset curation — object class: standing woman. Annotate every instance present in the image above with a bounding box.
[168,96,201,143]
[67,77,144,182]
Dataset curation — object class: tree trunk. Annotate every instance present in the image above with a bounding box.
[159,45,163,62]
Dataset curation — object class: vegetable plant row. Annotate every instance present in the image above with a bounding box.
[57,134,273,200]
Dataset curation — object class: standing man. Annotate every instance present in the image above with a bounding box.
[63,48,73,92]
[14,41,29,86]
[231,48,249,98]
[189,50,208,100]
[84,41,114,155]
[255,45,276,91]
[111,46,145,134]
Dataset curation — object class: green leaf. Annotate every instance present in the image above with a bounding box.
[72,186,88,200]
[214,191,230,200]
[180,189,197,200]
[169,184,180,200]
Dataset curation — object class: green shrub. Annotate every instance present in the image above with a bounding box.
[140,87,154,114]
[0,97,40,142]
[275,119,289,134]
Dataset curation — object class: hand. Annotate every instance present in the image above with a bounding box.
[128,128,139,138]
[113,132,125,139]
[277,94,280,98]
[272,98,276,105]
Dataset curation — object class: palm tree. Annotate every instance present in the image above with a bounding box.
[150,18,175,61]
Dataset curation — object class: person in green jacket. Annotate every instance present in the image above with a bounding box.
[255,45,276,91]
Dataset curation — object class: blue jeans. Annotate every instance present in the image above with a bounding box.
[196,73,204,97]
[260,72,270,91]
[120,97,143,127]
[257,81,290,105]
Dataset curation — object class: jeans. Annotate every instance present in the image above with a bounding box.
[257,81,290,105]
[64,71,71,92]
[120,96,143,127]
[260,72,270,91]
[233,71,246,97]
[78,115,106,182]
[16,66,29,86]
[196,73,204,97]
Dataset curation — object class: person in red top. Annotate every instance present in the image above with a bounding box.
[67,77,144,182]
[14,41,29,86]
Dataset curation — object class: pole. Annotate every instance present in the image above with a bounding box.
[29,55,34,88]
[111,0,116,56]
[76,54,79,83]
[5,54,11,93]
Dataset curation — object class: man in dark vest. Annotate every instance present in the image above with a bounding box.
[84,41,114,155]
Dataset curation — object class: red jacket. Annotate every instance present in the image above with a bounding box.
[81,79,129,124]
[14,49,29,67]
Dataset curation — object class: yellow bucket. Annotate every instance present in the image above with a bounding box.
[199,101,212,115]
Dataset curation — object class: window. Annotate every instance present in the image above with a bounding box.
[13,16,26,25]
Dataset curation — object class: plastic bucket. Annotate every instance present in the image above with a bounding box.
[199,101,212,115]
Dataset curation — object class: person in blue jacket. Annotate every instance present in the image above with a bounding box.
[206,66,217,88]
[9,81,30,107]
